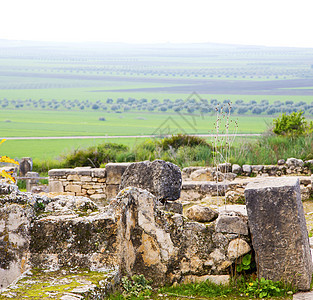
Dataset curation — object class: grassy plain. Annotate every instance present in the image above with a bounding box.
[0,110,270,137]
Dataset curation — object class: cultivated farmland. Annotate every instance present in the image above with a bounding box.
[0,40,313,160]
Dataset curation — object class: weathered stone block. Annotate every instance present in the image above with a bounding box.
[91,168,106,178]
[48,169,77,177]
[19,157,33,177]
[185,205,218,223]
[65,184,81,193]
[242,165,251,175]
[232,164,241,174]
[67,174,80,181]
[0,203,33,289]
[49,180,64,193]
[215,214,249,235]
[80,176,92,182]
[119,160,182,201]
[190,168,214,181]
[105,163,131,185]
[106,184,119,200]
[30,213,118,270]
[227,238,251,259]
[245,177,313,291]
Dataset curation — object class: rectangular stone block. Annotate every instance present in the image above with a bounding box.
[80,176,92,182]
[49,180,64,193]
[105,163,131,185]
[48,169,77,177]
[105,184,119,200]
[67,174,80,181]
[65,184,81,193]
[91,168,106,178]
[244,177,312,291]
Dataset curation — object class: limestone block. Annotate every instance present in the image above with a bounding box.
[80,176,92,182]
[106,184,119,200]
[49,180,64,193]
[105,162,131,185]
[215,214,249,235]
[245,177,313,291]
[232,164,242,174]
[251,165,264,173]
[0,203,33,289]
[87,189,96,195]
[190,168,214,181]
[67,174,80,181]
[242,165,251,175]
[98,178,106,183]
[82,184,94,189]
[185,205,218,222]
[65,185,81,193]
[218,163,232,173]
[29,212,118,270]
[74,168,92,176]
[286,157,304,168]
[119,160,182,201]
[163,201,183,214]
[91,168,106,178]
[25,172,39,192]
[48,169,77,177]
[227,238,251,260]
[19,157,33,177]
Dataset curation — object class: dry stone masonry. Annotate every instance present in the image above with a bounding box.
[48,167,107,205]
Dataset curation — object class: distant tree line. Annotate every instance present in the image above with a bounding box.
[1,97,313,116]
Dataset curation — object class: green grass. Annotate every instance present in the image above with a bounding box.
[0,137,147,160]
[0,109,270,138]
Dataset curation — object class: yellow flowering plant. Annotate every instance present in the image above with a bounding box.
[0,139,19,183]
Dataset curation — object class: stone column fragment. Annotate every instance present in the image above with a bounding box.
[244,177,312,291]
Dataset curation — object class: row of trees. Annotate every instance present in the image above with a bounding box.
[1,98,313,116]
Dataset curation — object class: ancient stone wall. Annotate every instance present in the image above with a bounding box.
[48,159,313,206]
[1,182,251,290]
[48,167,107,204]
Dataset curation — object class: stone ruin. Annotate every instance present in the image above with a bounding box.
[0,159,312,297]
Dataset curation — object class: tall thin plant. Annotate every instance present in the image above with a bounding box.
[211,102,238,205]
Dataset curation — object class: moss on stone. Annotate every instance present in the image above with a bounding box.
[0,268,115,299]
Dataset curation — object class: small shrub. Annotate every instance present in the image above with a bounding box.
[159,134,209,150]
[62,143,129,168]
[273,111,312,136]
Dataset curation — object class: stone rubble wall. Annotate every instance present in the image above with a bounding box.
[1,182,251,290]
[48,159,313,206]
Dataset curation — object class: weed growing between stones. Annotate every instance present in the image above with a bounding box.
[120,275,152,299]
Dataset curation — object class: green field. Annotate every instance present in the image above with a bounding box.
[0,110,271,137]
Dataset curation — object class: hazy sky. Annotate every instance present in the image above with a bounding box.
[1,0,313,47]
